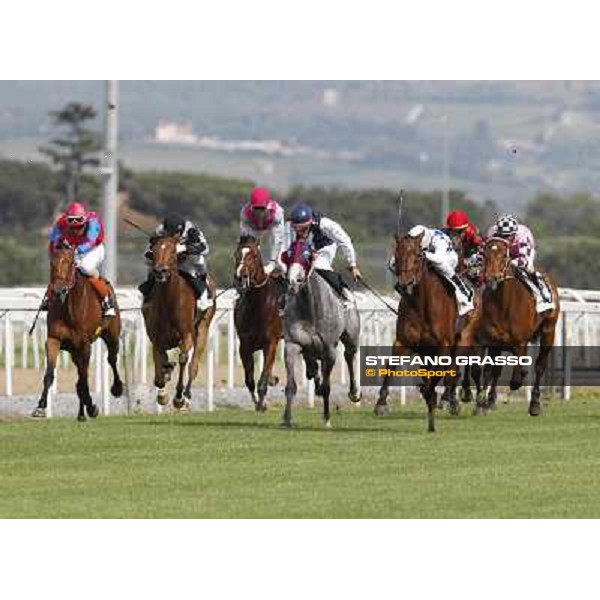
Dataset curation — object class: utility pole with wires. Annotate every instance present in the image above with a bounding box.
[101,80,119,283]
[441,114,450,225]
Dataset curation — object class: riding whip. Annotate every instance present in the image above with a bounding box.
[28,291,48,336]
[396,189,405,236]
[123,217,153,237]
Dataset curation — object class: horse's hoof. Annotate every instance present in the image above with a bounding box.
[280,420,292,429]
[111,381,123,398]
[324,420,332,429]
[87,404,99,419]
[256,402,268,413]
[77,414,87,422]
[374,403,390,417]
[449,402,461,417]
[267,375,279,386]
[459,388,473,403]
[156,392,169,406]
[31,407,46,418]
[528,401,541,417]
[487,399,497,411]
[173,396,187,410]
[348,391,361,403]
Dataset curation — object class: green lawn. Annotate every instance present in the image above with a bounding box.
[2,397,600,518]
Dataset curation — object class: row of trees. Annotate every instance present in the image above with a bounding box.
[0,154,598,289]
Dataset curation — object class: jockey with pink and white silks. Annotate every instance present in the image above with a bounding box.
[486,215,536,271]
[240,187,287,275]
[486,214,554,313]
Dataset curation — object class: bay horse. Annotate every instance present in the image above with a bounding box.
[32,245,123,421]
[282,239,361,428]
[142,235,216,408]
[476,237,559,416]
[233,236,282,412]
[375,232,480,432]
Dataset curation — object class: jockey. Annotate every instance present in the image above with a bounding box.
[47,202,116,317]
[240,187,286,275]
[138,213,212,311]
[486,214,554,313]
[286,203,361,306]
[406,225,474,316]
[444,209,484,284]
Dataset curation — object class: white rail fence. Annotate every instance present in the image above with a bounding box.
[0,287,599,415]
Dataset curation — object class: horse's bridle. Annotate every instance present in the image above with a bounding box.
[236,246,269,291]
[51,248,78,303]
[151,237,179,282]
[394,243,425,293]
[484,237,514,286]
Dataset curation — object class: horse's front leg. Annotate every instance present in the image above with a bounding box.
[184,314,212,400]
[529,322,556,416]
[376,338,406,416]
[32,337,60,418]
[510,343,529,391]
[174,332,193,410]
[321,349,336,428]
[153,345,169,406]
[74,343,98,421]
[340,331,360,403]
[257,338,278,413]
[239,339,257,409]
[101,321,123,398]
[282,342,301,428]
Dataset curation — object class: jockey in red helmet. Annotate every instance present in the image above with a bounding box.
[46,201,115,316]
[445,209,483,257]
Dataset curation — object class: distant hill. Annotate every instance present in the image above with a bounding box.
[2,81,600,209]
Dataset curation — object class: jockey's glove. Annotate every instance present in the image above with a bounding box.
[264,262,275,275]
[349,266,362,281]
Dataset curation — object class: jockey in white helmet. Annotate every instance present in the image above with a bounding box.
[404,224,474,316]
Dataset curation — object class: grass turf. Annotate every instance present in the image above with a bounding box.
[1,397,600,518]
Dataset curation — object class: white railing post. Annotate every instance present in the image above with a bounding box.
[206,324,215,412]
[227,309,235,390]
[4,313,13,396]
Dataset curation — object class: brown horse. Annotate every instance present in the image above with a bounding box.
[375,232,480,432]
[476,237,559,416]
[233,236,283,411]
[142,235,216,408]
[32,245,123,421]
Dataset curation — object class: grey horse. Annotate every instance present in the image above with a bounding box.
[282,240,361,428]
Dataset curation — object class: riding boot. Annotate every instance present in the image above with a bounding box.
[89,277,116,317]
[451,274,474,316]
[532,271,553,303]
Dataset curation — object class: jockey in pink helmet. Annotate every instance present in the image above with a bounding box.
[46,201,115,316]
[239,187,286,275]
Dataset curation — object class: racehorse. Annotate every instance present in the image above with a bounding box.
[375,232,480,432]
[142,235,216,408]
[475,237,559,416]
[233,236,283,411]
[282,239,361,428]
[32,244,123,421]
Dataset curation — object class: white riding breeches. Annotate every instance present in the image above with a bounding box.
[313,243,337,271]
[426,250,458,279]
[76,244,105,276]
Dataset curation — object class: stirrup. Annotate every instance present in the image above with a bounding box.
[102,298,116,317]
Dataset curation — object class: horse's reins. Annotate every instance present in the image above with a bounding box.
[357,277,399,316]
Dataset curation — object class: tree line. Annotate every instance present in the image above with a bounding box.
[0,157,598,290]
